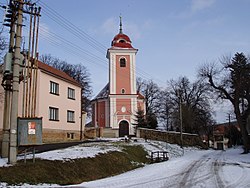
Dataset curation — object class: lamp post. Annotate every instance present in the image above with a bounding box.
[178,89,183,149]
[180,97,183,149]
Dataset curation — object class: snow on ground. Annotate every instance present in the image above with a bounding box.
[0,141,122,166]
[24,142,122,161]
[74,147,250,188]
[1,138,250,188]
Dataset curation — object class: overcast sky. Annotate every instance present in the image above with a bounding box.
[1,0,250,122]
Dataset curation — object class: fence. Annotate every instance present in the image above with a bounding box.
[150,151,169,163]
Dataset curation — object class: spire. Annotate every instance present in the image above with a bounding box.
[119,15,123,34]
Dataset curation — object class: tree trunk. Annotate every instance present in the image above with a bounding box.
[237,116,250,153]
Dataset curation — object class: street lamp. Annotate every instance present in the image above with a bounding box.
[178,89,183,149]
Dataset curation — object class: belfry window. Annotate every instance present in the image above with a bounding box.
[120,58,126,67]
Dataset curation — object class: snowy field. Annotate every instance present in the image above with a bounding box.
[1,138,250,187]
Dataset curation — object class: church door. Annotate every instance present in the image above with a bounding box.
[119,120,129,137]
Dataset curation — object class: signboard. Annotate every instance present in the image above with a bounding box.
[18,117,43,146]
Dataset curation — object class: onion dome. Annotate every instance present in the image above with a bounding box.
[111,16,134,49]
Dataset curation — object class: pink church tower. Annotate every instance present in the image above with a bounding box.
[92,17,145,137]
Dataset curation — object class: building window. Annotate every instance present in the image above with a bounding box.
[121,88,125,94]
[50,81,59,95]
[67,133,75,139]
[67,110,75,123]
[120,58,126,67]
[49,107,59,121]
[68,87,75,100]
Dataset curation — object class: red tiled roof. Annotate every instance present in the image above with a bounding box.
[113,34,131,42]
[37,61,80,87]
[111,33,134,49]
[214,125,226,134]
[112,42,133,48]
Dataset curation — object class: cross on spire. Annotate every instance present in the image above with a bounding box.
[119,15,123,34]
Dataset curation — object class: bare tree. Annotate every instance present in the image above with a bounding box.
[0,32,7,102]
[0,32,7,63]
[168,76,213,134]
[137,78,160,129]
[158,89,173,130]
[199,52,250,153]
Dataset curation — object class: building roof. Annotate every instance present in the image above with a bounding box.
[37,61,81,87]
[214,121,240,134]
[92,83,145,101]
[137,92,145,99]
[110,17,135,49]
[111,33,134,49]
[92,83,109,101]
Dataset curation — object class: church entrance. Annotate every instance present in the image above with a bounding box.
[119,120,129,137]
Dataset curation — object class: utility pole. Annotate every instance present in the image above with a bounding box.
[1,0,41,163]
[9,0,23,164]
[1,0,15,158]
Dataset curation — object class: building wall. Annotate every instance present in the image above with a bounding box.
[0,68,82,143]
[107,49,138,135]
[115,55,131,94]
[109,49,137,95]
[37,69,81,131]
[96,100,106,127]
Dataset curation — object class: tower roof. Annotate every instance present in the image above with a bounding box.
[110,17,134,49]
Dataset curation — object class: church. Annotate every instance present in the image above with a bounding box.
[91,18,145,137]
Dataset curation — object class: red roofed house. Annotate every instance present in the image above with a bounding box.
[91,18,145,137]
[0,60,82,143]
[213,121,242,150]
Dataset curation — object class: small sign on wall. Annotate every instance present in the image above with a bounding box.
[28,122,36,135]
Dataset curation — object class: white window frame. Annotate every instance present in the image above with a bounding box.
[68,87,75,100]
[50,81,59,95]
[67,110,75,123]
[49,107,59,121]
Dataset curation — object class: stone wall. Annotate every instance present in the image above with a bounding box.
[137,128,206,148]
[42,129,81,143]
[84,127,119,138]
[0,128,81,154]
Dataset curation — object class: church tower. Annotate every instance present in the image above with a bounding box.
[92,17,145,137]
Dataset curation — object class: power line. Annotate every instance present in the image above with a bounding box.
[35,1,167,86]
[36,24,154,83]
[37,1,106,55]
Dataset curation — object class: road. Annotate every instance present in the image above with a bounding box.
[77,148,250,188]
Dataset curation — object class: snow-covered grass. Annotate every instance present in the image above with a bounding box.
[0,142,122,166]
[0,138,187,167]
[1,138,250,188]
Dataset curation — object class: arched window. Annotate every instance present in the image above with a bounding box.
[119,39,125,43]
[120,58,126,67]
